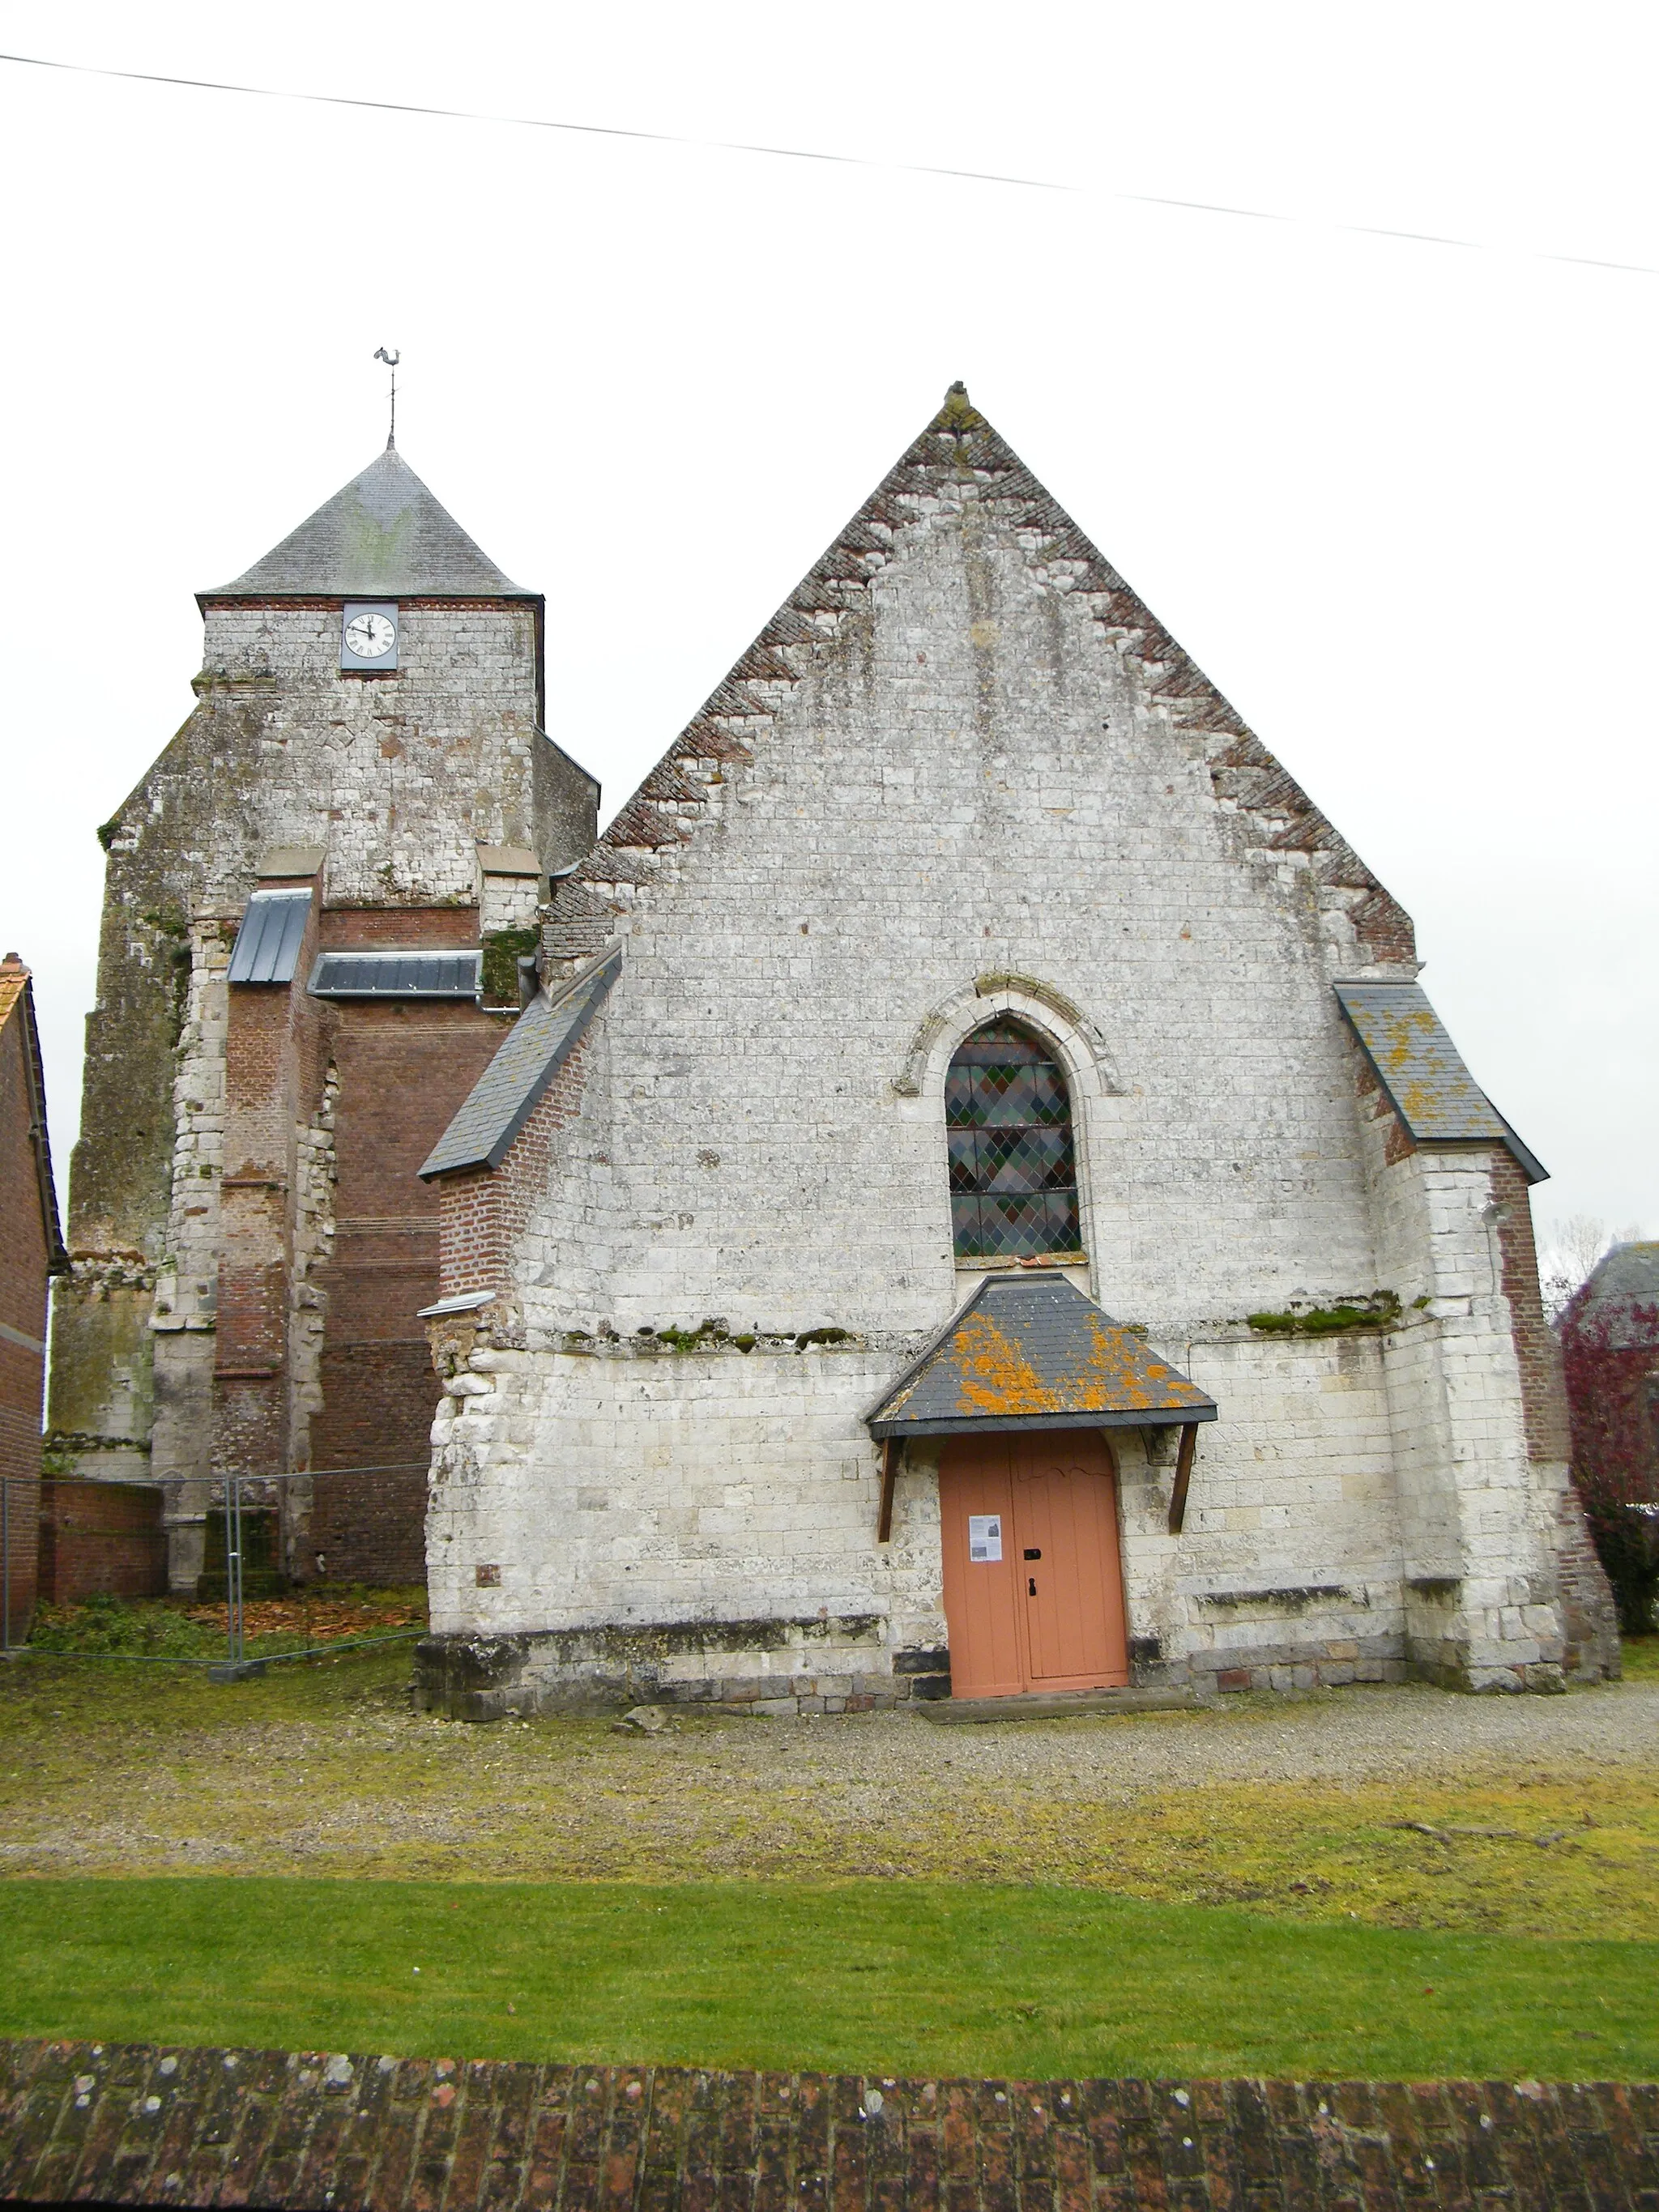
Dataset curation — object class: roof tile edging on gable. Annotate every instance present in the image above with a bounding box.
[543,384,1417,975]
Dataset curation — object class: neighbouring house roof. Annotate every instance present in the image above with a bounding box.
[226,889,312,984]
[203,446,535,601]
[309,950,481,1000]
[0,953,68,1276]
[865,1272,1217,1437]
[1562,1242,1659,1349]
[420,948,622,1179]
[542,381,1417,975]
[1333,980,1546,1183]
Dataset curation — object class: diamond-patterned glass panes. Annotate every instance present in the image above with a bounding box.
[945,1020,1081,1258]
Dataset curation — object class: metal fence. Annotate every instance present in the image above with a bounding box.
[0,1463,430,1677]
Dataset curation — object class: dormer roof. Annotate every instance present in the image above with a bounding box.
[202,446,535,602]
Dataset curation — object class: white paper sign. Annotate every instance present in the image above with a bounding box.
[967,1514,1003,1563]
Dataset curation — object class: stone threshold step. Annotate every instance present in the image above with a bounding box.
[919,1686,1198,1724]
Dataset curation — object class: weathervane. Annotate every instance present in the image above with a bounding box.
[373,347,400,449]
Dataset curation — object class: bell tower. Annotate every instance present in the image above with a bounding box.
[50,445,599,1591]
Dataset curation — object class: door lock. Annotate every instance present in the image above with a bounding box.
[1028,1576,1038,1596]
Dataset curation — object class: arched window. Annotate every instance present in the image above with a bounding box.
[946,1018,1081,1260]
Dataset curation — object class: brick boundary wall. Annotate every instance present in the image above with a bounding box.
[2,2041,1657,2210]
[36,1480,168,1606]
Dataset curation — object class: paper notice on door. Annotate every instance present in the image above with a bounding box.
[967,1514,1003,1563]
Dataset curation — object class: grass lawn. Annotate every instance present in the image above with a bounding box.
[1,1874,1654,2082]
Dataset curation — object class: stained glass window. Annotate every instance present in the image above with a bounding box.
[945,1019,1082,1259]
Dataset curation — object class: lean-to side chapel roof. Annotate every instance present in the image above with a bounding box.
[203,446,534,601]
[1334,979,1547,1183]
[865,1273,1217,1437]
[0,955,68,1276]
[420,949,621,1179]
[542,381,1418,973]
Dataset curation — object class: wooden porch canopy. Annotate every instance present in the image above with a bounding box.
[863,1272,1217,1540]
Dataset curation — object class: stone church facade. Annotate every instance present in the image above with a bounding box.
[54,385,1617,1700]
[412,386,1618,1715]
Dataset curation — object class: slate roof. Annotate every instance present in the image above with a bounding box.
[543,381,1417,974]
[0,955,67,1276]
[309,949,480,999]
[866,1272,1217,1437]
[1562,1242,1659,1349]
[420,948,621,1178]
[1334,980,1546,1183]
[226,889,311,984]
[205,447,534,600]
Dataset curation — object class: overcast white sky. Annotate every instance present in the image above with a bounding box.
[1,2,1653,1250]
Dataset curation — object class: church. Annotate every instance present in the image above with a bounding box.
[55,383,1618,1707]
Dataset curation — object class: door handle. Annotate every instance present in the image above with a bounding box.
[1023,1549,1041,1560]
[1028,1576,1038,1597]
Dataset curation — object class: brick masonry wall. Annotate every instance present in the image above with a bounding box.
[436,1036,593,1298]
[36,1477,168,1605]
[4,2040,1658,2210]
[0,980,53,1634]
[305,1001,512,1584]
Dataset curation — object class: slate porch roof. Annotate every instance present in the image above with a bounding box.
[203,446,534,601]
[1334,980,1546,1183]
[865,1272,1217,1437]
[420,948,621,1179]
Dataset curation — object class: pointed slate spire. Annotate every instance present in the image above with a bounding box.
[204,447,534,599]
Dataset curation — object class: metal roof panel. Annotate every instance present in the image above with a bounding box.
[227,889,312,984]
[309,950,480,999]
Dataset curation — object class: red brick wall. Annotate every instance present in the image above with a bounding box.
[214,895,325,1481]
[321,908,482,948]
[0,979,51,1634]
[1491,1149,1572,1464]
[37,1478,168,1605]
[437,1034,592,1296]
[305,999,509,1583]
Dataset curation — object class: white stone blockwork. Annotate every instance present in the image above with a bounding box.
[414,392,1616,1717]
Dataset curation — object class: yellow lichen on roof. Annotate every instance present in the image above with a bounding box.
[947,1310,1208,1420]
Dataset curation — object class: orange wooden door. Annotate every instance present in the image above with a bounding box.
[938,1431,1129,1698]
[937,1436,1023,1698]
[1012,1432,1129,1690]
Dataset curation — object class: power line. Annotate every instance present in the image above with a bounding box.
[2,46,1655,279]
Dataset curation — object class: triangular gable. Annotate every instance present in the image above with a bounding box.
[864,1272,1217,1436]
[544,382,1415,972]
[204,447,534,601]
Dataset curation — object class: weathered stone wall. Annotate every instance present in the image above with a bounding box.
[420,462,1433,1708]
[50,582,598,1561]
[419,403,1597,1710]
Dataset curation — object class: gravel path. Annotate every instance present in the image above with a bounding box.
[712,1677,1659,1793]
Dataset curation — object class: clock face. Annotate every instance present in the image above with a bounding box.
[343,611,396,659]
